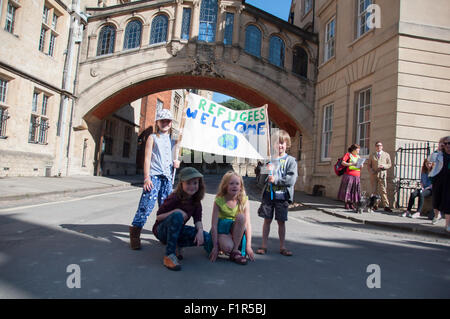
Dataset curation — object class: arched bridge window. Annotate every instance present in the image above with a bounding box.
[269,36,285,68]
[150,15,168,44]
[198,0,218,42]
[123,20,142,50]
[97,25,115,56]
[292,46,308,78]
[245,25,261,57]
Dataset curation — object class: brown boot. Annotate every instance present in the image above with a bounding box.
[129,226,142,250]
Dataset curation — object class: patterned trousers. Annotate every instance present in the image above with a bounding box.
[131,175,172,228]
[155,211,212,256]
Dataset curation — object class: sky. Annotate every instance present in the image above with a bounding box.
[212,0,292,104]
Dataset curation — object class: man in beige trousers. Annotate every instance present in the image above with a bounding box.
[367,141,393,212]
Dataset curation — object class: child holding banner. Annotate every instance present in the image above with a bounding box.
[152,167,210,271]
[209,171,255,265]
[256,130,298,257]
[129,109,180,250]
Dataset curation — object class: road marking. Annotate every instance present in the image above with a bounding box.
[0,188,139,212]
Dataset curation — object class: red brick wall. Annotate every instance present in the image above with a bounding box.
[136,90,173,169]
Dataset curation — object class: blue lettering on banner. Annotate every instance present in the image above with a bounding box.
[221,120,231,131]
[234,122,246,134]
[200,112,210,125]
[257,122,266,135]
[211,116,219,128]
[185,108,266,135]
[186,108,198,119]
[247,124,257,135]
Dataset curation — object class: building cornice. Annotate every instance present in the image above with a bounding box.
[0,61,76,99]
[244,3,318,43]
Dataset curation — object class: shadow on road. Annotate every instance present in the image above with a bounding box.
[1,212,450,299]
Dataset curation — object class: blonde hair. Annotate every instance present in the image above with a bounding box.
[216,171,247,214]
[271,129,291,149]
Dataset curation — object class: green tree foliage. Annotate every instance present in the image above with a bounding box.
[220,98,251,110]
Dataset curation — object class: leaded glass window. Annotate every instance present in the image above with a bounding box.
[293,46,308,78]
[48,33,56,56]
[224,12,234,45]
[357,0,373,38]
[269,36,285,67]
[245,25,261,57]
[356,88,371,156]
[181,8,191,40]
[5,2,16,33]
[150,15,168,44]
[198,0,217,42]
[97,25,116,56]
[39,27,46,52]
[124,20,142,50]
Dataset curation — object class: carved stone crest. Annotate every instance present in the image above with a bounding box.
[186,57,224,78]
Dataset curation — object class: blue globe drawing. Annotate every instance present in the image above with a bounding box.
[218,134,238,150]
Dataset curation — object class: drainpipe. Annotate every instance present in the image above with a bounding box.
[311,0,319,182]
[65,0,84,176]
[57,2,79,176]
[65,32,82,176]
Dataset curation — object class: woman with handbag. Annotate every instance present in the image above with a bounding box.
[337,144,363,210]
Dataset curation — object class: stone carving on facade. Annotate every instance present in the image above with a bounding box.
[90,67,99,77]
[167,40,183,57]
[231,46,240,63]
[186,57,224,78]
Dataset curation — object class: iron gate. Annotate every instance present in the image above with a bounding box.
[394,142,437,208]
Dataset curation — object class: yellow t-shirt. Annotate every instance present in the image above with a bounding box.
[215,196,248,221]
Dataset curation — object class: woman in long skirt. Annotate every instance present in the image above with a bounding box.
[337,144,363,210]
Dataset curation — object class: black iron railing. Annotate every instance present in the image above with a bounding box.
[394,142,437,208]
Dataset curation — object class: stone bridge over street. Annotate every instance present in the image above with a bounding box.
[70,0,318,179]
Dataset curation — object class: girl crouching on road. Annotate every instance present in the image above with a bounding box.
[209,171,255,265]
[152,167,211,271]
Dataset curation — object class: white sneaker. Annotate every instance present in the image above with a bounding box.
[411,212,420,219]
[432,216,442,225]
[401,211,410,218]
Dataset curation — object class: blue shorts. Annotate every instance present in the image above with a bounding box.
[217,218,246,256]
[217,218,234,234]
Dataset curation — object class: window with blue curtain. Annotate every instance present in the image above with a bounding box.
[181,8,191,40]
[198,0,217,42]
[223,12,234,45]
[245,25,261,57]
[123,20,142,50]
[150,15,168,44]
[269,36,285,67]
[97,25,116,56]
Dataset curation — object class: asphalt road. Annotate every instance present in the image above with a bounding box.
[0,175,449,299]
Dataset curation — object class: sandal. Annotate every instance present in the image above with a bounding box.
[256,247,267,255]
[230,250,247,265]
[280,248,293,256]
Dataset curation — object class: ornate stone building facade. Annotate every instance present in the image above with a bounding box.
[0,0,85,177]
[5,0,447,208]
[290,0,450,204]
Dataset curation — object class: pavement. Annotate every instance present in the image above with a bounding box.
[0,174,449,239]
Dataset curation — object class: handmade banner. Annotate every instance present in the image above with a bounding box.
[179,93,270,160]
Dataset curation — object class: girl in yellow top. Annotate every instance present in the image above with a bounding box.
[209,171,255,264]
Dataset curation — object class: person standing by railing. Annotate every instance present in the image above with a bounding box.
[428,136,450,232]
[367,141,392,212]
